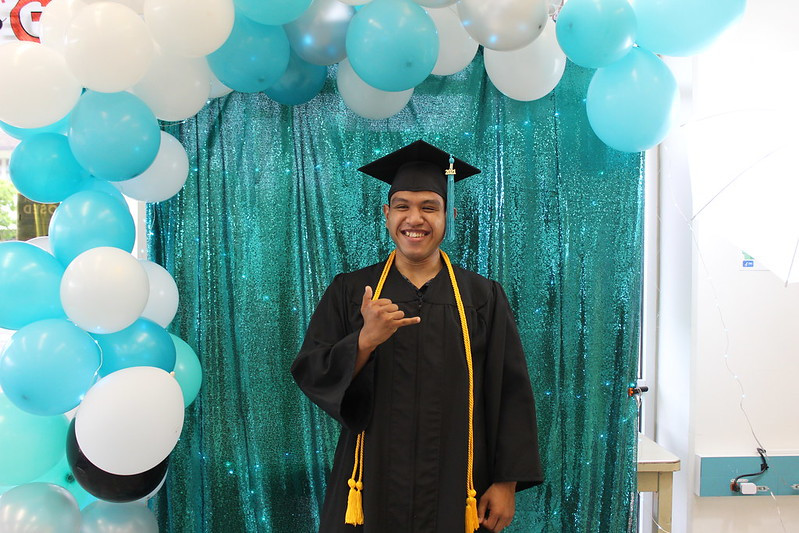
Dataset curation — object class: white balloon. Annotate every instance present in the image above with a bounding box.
[60,247,149,334]
[457,0,548,51]
[26,236,53,254]
[64,2,155,92]
[114,132,189,202]
[39,0,89,52]
[336,59,413,120]
[209,71,233,98]
[0,42,82,129]
[425,6,479,76]
[144,0,235,58]
[484,19,565,101]
[339,0,371,4]
[415,0,456,6]
[131,47,211,121]
[81,501,159,533]
[138,259,179,328]
[75,367,184,476]
[85,0,145,13]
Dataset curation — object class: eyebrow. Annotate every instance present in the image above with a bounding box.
[390,197,442,207]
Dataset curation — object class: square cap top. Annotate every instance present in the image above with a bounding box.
[358,139,481,201]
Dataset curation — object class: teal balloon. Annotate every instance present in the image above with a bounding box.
[0,394,69,485]
[586,47,678,152]
[0,241,66,330]
[9,133,88,203]
[35,455,97,509]
[264,51,327,105]
[170,334,202,407]
[207,12,291,93]
[48,190,135,265]
[0,482,81,532]
[345,0,438,92]
[556,0,637,68]
[630,0,746,56]
[0,114,70,141]
[93,318,176,377]
[233,0,311,25]
[68,91,160,181]
[75,176,128,208]
[0,319,101,415]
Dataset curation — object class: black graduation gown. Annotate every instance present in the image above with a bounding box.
[291,259,543,533]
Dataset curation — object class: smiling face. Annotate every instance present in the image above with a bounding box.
[382,190,447,266]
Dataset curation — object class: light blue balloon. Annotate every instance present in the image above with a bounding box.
[35,455,96,509]
[630,0,746,56]
[68,91,160,181]
[0,114,70,141]
[265,51,327,105]
[207,12,291,93]
[170,334,202,407]
[556,0,637,68]
[283,0,354,66]
[48,190,135,266]
[586,47,679,153]
[93,318,176,377]
[0,319,101,416]
[345,0,438,92]
[0,482,81,533]
[234,0,311,25]
[0,394,69,485]
[75,176,128,208]
[0,241,66,330]
[9,133,89,203]
[81,501,159,533]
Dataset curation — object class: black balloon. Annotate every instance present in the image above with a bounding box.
[66,419,168,503]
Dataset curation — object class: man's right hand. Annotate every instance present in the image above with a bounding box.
[354,286,420,375]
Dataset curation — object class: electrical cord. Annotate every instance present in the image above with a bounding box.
[730,447,769,492]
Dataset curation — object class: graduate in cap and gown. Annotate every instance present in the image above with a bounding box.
[291,140,543,533]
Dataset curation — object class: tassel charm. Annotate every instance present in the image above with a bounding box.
[465,489,479,533]
[445,155,456,242]
[345,478,364,526]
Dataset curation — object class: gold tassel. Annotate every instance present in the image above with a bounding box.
[465,489,479,533]
[345,478,364,526]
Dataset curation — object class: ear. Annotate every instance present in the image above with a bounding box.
[382,204,389,222]
[453,208,458,219]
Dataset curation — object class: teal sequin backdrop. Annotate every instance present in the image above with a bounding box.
[148,57,644,532]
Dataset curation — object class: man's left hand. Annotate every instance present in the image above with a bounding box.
[477,481,516,532]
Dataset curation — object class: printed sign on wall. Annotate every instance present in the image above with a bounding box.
[0,0,51,43]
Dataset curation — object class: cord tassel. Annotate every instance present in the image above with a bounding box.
[465,489,479,533]
[345,478,364,526]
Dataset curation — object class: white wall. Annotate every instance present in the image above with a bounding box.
[657,0,799,531]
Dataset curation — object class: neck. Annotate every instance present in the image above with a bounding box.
[393,249,443,288]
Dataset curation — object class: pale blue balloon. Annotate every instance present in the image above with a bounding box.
[68,91,160,181]
[81,501,158,533]
[0,114,70,141]
[0,241,66,330]
[234,0,311,25]
[586,47,679,153]
[207,12,291,93]
[93,318,176,377]
[265,51,327,105]
[35,455,97,509]
[345,0,438,92]
[0,482,81,533]
[9,133,88,203]
[170,334,203,407]
[0,395,69,485]
[48,190,135,266]
[75,176,128,208]
[556,0,637,68]
[0,319,101,416]
[630,0,746,56]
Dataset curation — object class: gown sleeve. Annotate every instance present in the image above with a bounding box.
[483,281,544,491]
[290,274,376,432]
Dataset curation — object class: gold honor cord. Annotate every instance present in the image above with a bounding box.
[344,250,479,533]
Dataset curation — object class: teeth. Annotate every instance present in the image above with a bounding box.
[404,231,425,238]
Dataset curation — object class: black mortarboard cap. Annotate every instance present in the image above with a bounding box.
[358,139,481,203]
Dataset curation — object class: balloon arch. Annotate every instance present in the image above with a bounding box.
[0,0,744,529]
